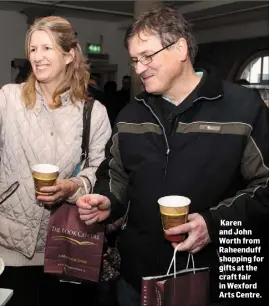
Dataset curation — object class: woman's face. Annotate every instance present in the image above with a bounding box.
[29,30,73,84]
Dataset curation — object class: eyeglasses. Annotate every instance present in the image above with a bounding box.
[129,41,177,68]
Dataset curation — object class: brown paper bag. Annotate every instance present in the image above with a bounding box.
[44,202,105,282]
[141,252,210,306]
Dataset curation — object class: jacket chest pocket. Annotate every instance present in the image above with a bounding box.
[118,122,165,169]
[172,122,250,162]
[120,132,165,171]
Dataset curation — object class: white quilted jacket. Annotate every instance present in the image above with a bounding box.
[0,83,111,266]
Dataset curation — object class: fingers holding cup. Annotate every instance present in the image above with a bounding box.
[31,164,59,197]
[158,195,190,243]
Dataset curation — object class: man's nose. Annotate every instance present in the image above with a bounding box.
[135,61,148,75]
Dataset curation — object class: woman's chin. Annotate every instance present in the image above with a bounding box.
[35,75,50,83]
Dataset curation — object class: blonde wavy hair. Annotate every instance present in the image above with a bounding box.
[22,16,90,108]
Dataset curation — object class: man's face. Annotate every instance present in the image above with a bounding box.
[128,32,185,95]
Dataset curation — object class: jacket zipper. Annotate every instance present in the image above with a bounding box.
[135,97,170,156]
[140,99,170,181]
[135,97,170,274]
[121,200,130,230]
[121,97,171,232]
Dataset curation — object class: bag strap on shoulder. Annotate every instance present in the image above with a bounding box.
[81,98,94,163]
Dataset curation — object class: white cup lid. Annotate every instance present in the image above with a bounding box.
[158,195,190,207]
[31,164,59,173]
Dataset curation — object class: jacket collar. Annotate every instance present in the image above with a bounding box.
[135,64,224,104]
[33,82,71,116]
[194,63,224,100]
[35,81,71,106]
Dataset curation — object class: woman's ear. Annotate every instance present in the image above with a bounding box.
[65,48,75,65]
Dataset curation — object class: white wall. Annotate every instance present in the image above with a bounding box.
[0,10,130,88]
[0,10,28,87]
[60,15,130,86]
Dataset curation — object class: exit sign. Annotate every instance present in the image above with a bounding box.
[87,43,102,54]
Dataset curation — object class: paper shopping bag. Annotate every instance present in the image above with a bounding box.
[44,202,105,283]
[141,251,210,306]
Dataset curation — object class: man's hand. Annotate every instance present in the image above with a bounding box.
[76,194,111,225]
[37,179,79,205]
[165,213,211,253]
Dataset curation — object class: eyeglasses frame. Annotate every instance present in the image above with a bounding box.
[129,41,177,68]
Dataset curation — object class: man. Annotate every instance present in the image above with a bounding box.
[116,75,131,112]
[77,5,269,306]
[103,80,118,127]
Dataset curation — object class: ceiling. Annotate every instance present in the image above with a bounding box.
[38,1,198,16]
[0,0,268,28]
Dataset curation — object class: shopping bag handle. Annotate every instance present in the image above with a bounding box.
[167,244,195,278]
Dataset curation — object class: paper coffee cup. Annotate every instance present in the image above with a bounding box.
[31,164,59,195]
[158,195,190,242]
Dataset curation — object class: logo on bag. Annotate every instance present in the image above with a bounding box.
[52,235,95,246]
[51,226,100,246]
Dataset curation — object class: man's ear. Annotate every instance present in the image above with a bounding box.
[65,48,75,65]
[176,38,188,62]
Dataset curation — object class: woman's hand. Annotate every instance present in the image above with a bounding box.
[37,179,79,206]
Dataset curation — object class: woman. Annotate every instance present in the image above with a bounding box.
[0,16,111,305]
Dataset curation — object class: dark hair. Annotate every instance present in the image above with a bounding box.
[123,75,131,80]
[104,81,117,93]
[124,4,197,63]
